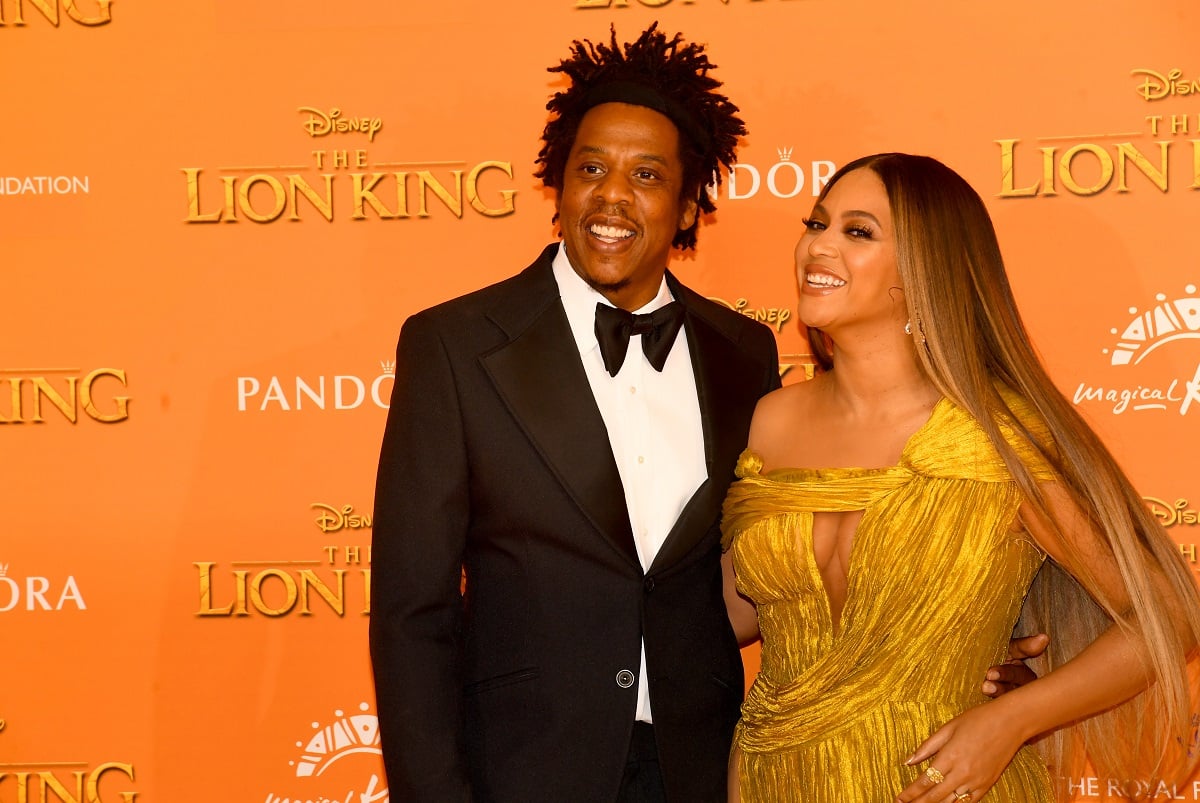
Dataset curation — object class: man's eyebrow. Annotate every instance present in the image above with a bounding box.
[573,144,670,165]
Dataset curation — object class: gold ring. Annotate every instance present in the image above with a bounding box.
[954,793,972,802]
[924,766,946,785]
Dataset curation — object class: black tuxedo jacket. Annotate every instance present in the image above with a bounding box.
[370,244,780,802]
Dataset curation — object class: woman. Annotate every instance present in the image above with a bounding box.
[721,153,1200,802]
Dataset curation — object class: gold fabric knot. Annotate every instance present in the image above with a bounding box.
[735,448,764,479]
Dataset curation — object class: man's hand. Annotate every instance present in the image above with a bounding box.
[981,632,1049,697]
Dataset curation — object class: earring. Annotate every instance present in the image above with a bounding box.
[905,317,928,346]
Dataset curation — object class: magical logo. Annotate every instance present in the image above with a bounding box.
[1104,284,1200,367]
[1072,284,1200,415]
[264,701,388,803]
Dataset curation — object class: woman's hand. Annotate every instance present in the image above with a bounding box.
[895,700,1029,803]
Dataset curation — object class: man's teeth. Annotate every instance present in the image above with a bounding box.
[807,273,846,287]
[590,224,634,240]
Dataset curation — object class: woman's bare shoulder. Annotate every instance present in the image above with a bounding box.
[747,377,826,455]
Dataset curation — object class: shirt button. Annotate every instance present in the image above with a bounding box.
[615,669,636,689]
[644,576,655,593]
[637,456,645,464]
[629,386,637,395]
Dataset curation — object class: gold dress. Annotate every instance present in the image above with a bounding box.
[721,394,1055,802]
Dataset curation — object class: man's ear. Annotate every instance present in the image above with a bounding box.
[678,197,698,231]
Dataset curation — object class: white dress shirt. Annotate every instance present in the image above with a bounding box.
[552,243,707,722]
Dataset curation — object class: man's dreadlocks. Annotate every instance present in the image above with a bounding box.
[534,23,747,251]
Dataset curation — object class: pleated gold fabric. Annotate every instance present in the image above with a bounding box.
[722,392,1056,802]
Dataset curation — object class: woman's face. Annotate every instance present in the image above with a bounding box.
[794,167,905,336]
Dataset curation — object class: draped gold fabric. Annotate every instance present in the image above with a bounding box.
[722,393,1057,802]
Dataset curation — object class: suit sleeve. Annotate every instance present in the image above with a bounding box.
[751,320,783,396]
[370,311,473,802]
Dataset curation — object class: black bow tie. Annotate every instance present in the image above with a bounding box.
[594,301,686,377]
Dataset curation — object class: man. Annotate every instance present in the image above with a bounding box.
[370,23,1042,803]
[371,24,775,802]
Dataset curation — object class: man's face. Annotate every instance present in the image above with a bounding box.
[556,102,698,311]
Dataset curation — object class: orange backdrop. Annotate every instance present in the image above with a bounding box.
[4,1,1200,800]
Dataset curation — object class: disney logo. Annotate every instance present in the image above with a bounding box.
[1144,497,1198,528]
[710,297,793,333]
[298,106,383,142]
[312,503,373,534]
[1130,69,1200,101]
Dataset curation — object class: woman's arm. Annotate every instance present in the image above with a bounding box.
[722,550,760,646]
[896,480,1186,803]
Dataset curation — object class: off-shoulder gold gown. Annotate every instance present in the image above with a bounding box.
[721,394,1055,802]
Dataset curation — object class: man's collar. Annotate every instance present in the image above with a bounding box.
[551,242,675,357]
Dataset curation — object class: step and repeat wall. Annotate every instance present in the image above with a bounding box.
[4,1,1199,800]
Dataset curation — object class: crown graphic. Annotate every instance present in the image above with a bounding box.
[777,147,794,162]
[289,702,381,778]
[380,359,396,375]
[0,563,7,577]
[1105,284,1200,366]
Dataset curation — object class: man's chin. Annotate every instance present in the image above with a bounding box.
[586,277,629,297]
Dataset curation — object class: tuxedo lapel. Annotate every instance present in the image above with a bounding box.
[480,253,639,568]
[649,278,765,573]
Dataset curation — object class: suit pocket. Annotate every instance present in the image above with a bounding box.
[464,666,539,696]
[710,673,735,692]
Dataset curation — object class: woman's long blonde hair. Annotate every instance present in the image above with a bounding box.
[809,153,1200,792]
